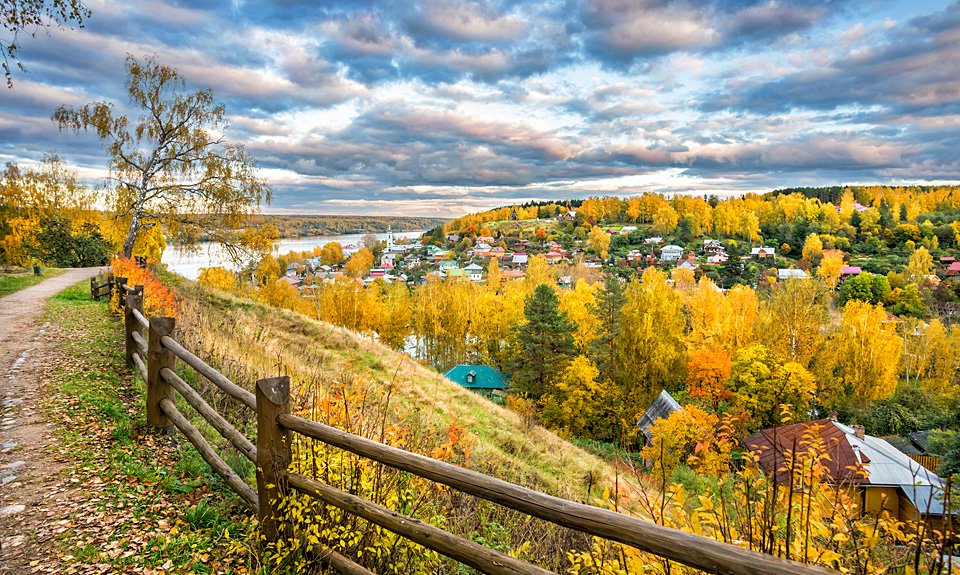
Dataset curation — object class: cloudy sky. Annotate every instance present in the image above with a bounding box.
[2,0,959,217]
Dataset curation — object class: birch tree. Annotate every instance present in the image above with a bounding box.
[53,55,270,259]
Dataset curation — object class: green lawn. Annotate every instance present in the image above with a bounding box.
[0,267,65,297]
[41,283,264,573]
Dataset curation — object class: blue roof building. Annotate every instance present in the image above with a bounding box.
[442,365,509,402]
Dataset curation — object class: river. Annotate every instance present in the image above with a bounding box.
[162,230,425,280]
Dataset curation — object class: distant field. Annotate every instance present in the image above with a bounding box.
[256,214,448,238]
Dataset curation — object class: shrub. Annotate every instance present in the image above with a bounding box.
[110,257,178,317]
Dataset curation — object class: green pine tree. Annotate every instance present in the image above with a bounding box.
[511,284,576,399]
[590,273,626,385]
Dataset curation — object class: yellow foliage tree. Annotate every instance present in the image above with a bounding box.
[197,266,237,292]
[587,226,611,259]
[641,406,732,480]
[829,300,903,403]
[816,251,844,289]
[906,246,933,281]
[559,280,600,352]
[344,248,374,278]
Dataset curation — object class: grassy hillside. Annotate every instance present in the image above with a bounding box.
[174,281,623,501]
[167,280,649,571]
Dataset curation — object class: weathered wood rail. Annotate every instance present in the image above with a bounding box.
[96,278,837,575]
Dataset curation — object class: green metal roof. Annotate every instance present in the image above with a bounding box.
[442,365,509,390]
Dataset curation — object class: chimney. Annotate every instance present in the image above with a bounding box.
[853,425,865,439]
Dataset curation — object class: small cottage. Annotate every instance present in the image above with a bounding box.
[442,365,509,402]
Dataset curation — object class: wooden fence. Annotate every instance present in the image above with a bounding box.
[94,277,836,575]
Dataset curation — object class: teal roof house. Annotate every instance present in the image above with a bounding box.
[442,365,509,402]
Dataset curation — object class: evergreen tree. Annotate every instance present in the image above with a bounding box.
[591,273,626,384]
[511,284,576,399]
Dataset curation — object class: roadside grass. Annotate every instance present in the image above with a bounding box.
[0,267,65,297]
[42,283,265,574]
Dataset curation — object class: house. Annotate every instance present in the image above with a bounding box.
[286,262,306,274]
[557,210,577,222]
[707,252,729,265]
[369,268,386,279]
[543,251,564,264]
[446,234,461,242]
[626,249,645,263]
[442,365,509,402]
[489,246,506,257]
[677,259,698,271]
[637,390,681,444]
[746,419,947,522]
[476,236,495,244]
[512,253,529,267]
[279,275,301,287]
[751,247,776,258]
[620,226,638,233]
[501,269,525,281]
[584,258,603,268]
[946,262,960,277]
[702,239,724,254]
[644,236,664,246]
[446,268,467,279]
[777,268,809,281]
[464,263,484,281]
[660,245,684,261]
[438,260,459,272]
[839,265,862,281]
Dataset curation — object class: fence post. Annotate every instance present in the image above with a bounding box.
[90,277,98,300]
[146,316,176,431]
[115,277,128,308]
[256,376,291,544]
[124,287,144,366]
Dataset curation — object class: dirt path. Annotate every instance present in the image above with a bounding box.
[0,268,103,572]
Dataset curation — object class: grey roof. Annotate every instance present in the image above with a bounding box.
[777,268,809,280]
[834,421,943,490]
[637,390,681,441]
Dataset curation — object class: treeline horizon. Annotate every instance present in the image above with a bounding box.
[251,214,448,238]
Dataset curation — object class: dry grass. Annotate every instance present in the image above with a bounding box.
[174,282,627,501]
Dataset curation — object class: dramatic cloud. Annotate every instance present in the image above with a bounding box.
[0,0,958,216]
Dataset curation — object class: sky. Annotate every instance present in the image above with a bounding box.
[2,0,959,217]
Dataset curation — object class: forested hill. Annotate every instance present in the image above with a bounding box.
[255,214,448,238]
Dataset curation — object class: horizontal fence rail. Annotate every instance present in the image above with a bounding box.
[105,280,836,575]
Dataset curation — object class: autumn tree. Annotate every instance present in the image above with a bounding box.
[0,154,104,265]
[254,254,281,286]
[320,242,344,266]
[53,55,270,260]
[559,279,599,353]
[197,266,237,292]
[344,248,374,277]
[653,205,679,234]
[817,250,844,289]
[729,344,816,429]
[801,233,823,266]
[2,0,90,86]
[906,246,933,281]
[827,301,903,405]
[618,268,686,405]
[511,284,576,400]
[588,226,610,259]
[541,355,608,437]
[641,406,732,480]
[687,348,733,411]
[377,282,412,350]
[686,278,725,350]
[758,278,828,368]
